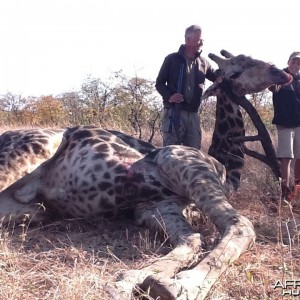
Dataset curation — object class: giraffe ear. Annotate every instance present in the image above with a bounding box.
[202,82,221,100]
[220,49,234,58]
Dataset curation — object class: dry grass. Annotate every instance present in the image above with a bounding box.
[207,155,300,300]
[0,131,300,299]
[0,216,171,300]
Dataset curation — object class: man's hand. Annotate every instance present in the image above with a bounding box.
[169,93,184,103]
[268,84,281,92]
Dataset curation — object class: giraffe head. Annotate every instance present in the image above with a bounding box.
[202,50,289,191]
[208,50,292,96]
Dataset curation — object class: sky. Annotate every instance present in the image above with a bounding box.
[0,0,299,97]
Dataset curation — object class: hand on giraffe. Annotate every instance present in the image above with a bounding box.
[268,84,282,92]
[169,93,184,103]
[216,76,223,83]
[214,69,224,83]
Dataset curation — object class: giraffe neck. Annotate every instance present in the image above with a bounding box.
[208,81,245,191]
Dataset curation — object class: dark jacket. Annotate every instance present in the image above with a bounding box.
[272,68,300,127]
[155,45,217,112]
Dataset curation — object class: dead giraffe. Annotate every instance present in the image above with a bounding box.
[0,51,292,299]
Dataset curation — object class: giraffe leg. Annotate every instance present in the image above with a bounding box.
[115,199,204,297]
[141,215,255,300]
[137,146,256,300]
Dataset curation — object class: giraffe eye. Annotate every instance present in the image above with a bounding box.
[230,72,242,79]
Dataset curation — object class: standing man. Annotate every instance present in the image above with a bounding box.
[155,25,218,149]
[270,51,300,198]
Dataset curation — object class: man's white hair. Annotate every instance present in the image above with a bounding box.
[185,25,202,38]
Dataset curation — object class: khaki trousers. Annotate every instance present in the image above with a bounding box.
[161,108,201,149]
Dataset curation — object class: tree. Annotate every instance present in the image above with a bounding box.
[58,91,83,125]
[81,74,117,124]
[0,93,27,125]
[33,95,66,126]
[110,72,162,141]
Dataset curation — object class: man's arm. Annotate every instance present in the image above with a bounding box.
[155,56,173,103]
